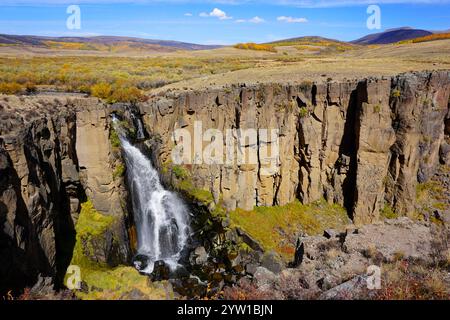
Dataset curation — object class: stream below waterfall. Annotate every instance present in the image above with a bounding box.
[113,118,190,274]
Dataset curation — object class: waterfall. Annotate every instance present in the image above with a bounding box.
[130,112,145,140]
[114,119,190,274]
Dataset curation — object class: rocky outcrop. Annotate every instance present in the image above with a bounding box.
[0,96,131,294]
[237,216,449,300]
[0,96,83,294]
[76,103,132,265]
[0,70,449,296]
[140,71,450,224]
[386,72,450,218]
[77,106,122,216]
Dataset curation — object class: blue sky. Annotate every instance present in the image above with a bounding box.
[0,1,449,44]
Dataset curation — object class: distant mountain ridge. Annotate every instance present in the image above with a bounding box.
[351,27,433,45]
[267,36,349,45]
[267,28,448,47]
[1,28,449,53]
[0,34,221,51]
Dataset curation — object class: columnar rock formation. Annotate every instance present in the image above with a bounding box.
[0,97,83,292]
[0,70,449,294]
[140,71,450,224]
[0,96,130,294]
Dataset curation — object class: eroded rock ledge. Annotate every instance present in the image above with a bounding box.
[0,96,131,294]
[141,70,450,224]
[0,70,449,295]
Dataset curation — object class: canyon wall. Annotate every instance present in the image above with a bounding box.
[140,71,450,224]
[0,96,130,294]
[0,97,82,293]
[0,70,449,293]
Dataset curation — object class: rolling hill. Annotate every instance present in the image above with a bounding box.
[0,34,221,52]
[267,36,349,46]
[352,27,432,45]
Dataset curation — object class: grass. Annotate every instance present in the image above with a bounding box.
[178,179,215,206]
[1,39,448,96]
[373,261,449,300]
[268,37,356,55]
[391,89,401,98]
[416,181,445,201]
[69,201,115,270]
[74,266,170,300]
[299,106,309,118]
[67,201,169,300]
[415,176,447,223]
[165,162,215,206]
[0,81,23,94]
[110,128,121,149]
[398,32,450,45]
[172,164,189,180]
[380,204,398,220]
[112,163,125,180]
[416,181,446,208]
[229,199,351,260]
[0,56,258,95]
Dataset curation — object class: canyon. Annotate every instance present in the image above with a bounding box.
[0,70,449,298]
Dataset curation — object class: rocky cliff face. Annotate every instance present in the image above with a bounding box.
[0,96,83,293]
[140,71,450,224]
[0,70,449,295]
[0,96,131,294]
[76,104,132,265]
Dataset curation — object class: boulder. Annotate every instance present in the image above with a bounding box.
[344,217,433,262]
[319,275,370,300]
[261,251,284,274]
[133,254,151,272]
[151,260,171,281]
[253,267,277,292]
[189,246,208,266]
[440,142,450,165]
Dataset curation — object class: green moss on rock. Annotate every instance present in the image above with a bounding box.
[172,165,189,180]
[69,201,115,270]
[75,266,171,300]
[110,129,121,149]
[380,204,398,219]
[113,163,126,180]
[165,163,215,206]
[66,201,169,300]
[229,199,351,260]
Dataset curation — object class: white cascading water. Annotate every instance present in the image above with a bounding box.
[114,119,190,274]
[130,112,145,140]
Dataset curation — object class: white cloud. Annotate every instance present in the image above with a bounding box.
[235,16,266,23]
[200,8,232,20]
[184,12,193,16]
[277,16,308,23]
[249,16,265,23]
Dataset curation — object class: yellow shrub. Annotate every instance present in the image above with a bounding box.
[234,43,276,53]
[108,86,144,103]
[0,82,23,94]
[399,33,450,44]
[90,82,112,99]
